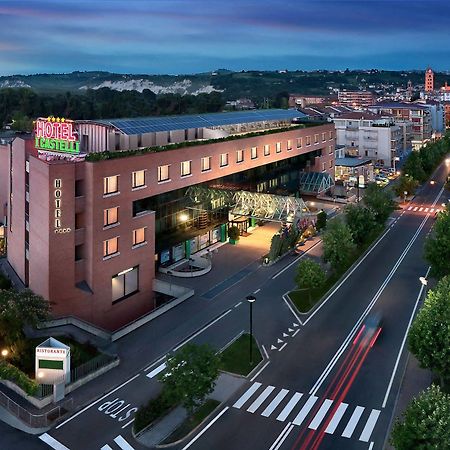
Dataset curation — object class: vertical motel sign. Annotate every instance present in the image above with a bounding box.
[35,117,80,154]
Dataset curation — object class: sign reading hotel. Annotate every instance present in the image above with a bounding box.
[34,117,80,155]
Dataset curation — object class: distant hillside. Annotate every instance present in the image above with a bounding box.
[1,69,448,100]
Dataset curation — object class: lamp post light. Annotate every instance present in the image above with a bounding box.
[404,191,408,204]
[246,295,256,365]
[1,349,8,358]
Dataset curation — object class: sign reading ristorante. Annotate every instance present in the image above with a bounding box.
[34,117,80,154]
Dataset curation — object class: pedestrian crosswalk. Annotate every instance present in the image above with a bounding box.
[232,383,381,443]
[39,433,136,450]
[407,205,439,213]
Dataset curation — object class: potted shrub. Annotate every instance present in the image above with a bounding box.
[228,226,240,245]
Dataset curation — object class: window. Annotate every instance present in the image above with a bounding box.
[132,170,145,189]
[104,207,119,227]
[329,160,333,169]
[297,138,302,148]
[236,149,244,163]
[103,175,119,195]
[322,162,326,171]
[75,244,84,261]
[103,237,119,258]
[329,145,334,155]
[112,266,139,303]
[220,153,229,167]
[306,136,311,146]
[251,146,258,159]
[181,160,192,177]
[287,140,292,151]
[329,131,333,140]
[158,165,170,182]
[201,156,211,172]
[133,227,146,246]
[264,144,270,156]
[276,142,282,153]
[314,134,319,144]
[322,132,327,142]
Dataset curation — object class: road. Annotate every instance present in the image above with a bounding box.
[173,161,449,450]
[11,160,449,450]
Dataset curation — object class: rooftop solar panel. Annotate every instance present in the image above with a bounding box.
[95,109,306,135]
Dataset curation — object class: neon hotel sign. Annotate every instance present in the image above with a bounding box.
[35,117,80,154]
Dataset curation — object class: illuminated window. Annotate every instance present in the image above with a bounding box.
[236,149,244,163]
[201,156,211,172]
[287,140,292,151]
[133,227,146,246]
[103,175,119,195]
[103,237,119,258]
[158,165,170,182]
[104,207,119,227]
[181,160,192,177]
[276,142,282,153]
[297,138,302,148]
[132,170,145,189]
[220,153,229,167]
[112,266,139,303]
[264,144,270,156]
[251,147,258,159]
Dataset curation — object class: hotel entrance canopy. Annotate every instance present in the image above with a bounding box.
[186,186,309,223]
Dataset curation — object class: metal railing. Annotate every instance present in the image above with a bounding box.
[0,390,73,428]
[70,353,116,383]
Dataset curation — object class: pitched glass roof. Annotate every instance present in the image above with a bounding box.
[96,109,306,135]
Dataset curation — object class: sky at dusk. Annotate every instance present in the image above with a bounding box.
[1,0,450,76]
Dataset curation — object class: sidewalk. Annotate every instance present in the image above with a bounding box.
[384,353,433,450]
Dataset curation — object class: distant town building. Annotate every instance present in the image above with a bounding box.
[425,67,434,92]
[332,112,403,167]
[369,102,432,150]
[440,82,450,102]
[337,91,375,109]
[225,98,255,110]
[288,94,330,108]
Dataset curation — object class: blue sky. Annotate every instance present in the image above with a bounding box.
[1,0,449,75]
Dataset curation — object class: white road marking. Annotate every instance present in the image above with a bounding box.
[292,329,300,337]
[173,308,232,352]
[272,240,322,279]
[419,207,423,211]
[413,207,418,211]
[277,338,284,344]
[262,344,269,359]
[146,362,166,378]
[254,288,261,294]
[278,342,288,352]
[407,206,413,211]
[101,446,113,450]
[276,392,303,422]
[283,333,289,337]
[234,301,242,308]
[271,345,278,350]
[55,373,141,429]
[288,328,294,332]
[310,213,429,395]
[250,361,270,382]
[325,402,349,434]
[247,386,275,413]
[368,441,374,450]
[181,407,229,450]
[308,399,333,430]
[293,322,299,327]
[39,434,70,450]
[431,208,435,212]
[121,418,135,429]
[261,389,290,417]
[144,355,166,372]
[283,293,303,324]
[268,422,294,450]
[424,208,429,212]
[341,406,365,438]
[292,395,318,426]
[113,435,135,450]
[233,382,262,409]
[359,409,381,442]
[382,267,430,408]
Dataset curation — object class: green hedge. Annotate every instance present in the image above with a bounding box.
[134,392,176,433]
[0,360,38,396]
[85,122,326,162]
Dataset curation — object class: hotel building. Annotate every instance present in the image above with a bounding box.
[0,110,335,330]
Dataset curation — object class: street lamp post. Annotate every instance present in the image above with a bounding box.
[404,191,408,204]
[246,295,256,365]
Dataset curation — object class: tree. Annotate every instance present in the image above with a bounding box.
[322,219,355,272]
[402,151,427,182]
[316,210,327,231]
[159,344,220,415]
[363,183,394,224]
[390,385,450,450]
[393,176,419,198]
[345,204,377,245]
[295,259,326,301]
[0,289,51,346]
[424,205,450,277]
[408,276,450,386]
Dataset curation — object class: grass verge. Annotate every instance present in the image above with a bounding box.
[219,333,262,376]
[161,399,220,444]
